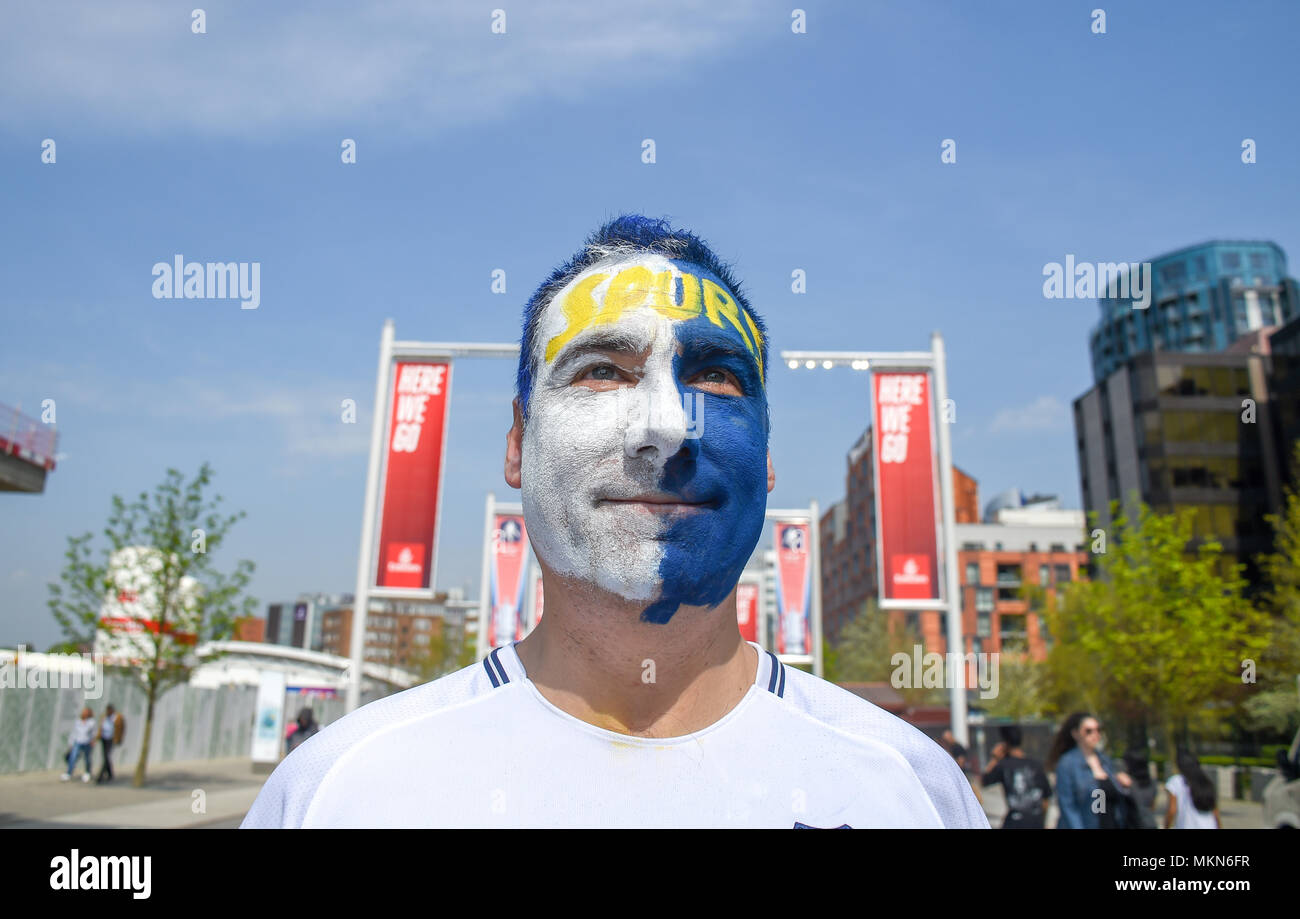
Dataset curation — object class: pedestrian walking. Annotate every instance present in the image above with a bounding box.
[1047,712,1133,828]
[95,704,124,784]
[1164,750,1220,829]
[61,707,96,783]
[981,725,1052,828]
[1122,748,1158,829]
[285,707,320,755]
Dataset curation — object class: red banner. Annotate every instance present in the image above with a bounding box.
[774,522,811,656]
[374,361,452,591]
[736,580,759,644]
[872,372,942,604]
[487,514,528,647]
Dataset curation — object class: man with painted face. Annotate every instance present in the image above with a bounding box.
[242,215,988,828]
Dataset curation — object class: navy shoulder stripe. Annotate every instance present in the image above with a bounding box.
[482,657,500,688]
[765,651,782,695]
[489,647,510,685]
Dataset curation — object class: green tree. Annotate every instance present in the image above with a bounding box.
[48,464,256,786]
[1045,500,1270,763]
[406,621,477,684]
[1245,442,1300,735]
[830,599,942,707]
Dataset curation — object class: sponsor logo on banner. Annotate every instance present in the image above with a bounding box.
[872,372,942,604]
[487,515,529,648]
[374,362,452,592]
[384,543,425,588]
[736,581,759,644]
[774,522,811,655]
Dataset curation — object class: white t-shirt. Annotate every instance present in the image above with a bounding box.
[1165,774,1218,829]
[242,642,988,829]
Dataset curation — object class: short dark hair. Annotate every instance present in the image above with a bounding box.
[999,725,1022,747]
[515,214,766,419]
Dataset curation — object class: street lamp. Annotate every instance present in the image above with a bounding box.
[777,335,969,746]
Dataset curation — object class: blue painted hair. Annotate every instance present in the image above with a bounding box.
[515,214,767,418]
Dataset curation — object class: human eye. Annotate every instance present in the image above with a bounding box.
[582,363,619,380]
[573,360,634,389]
[687,367,743,396]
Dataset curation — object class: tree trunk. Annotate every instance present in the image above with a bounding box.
[133,675,157,788]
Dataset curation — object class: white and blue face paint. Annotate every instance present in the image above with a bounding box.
[521,254,769,624]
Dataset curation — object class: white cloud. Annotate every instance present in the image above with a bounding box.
[989,394,1067,433]
[0,1,765,138]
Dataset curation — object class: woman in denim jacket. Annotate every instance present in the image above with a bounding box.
[1047,712,1133,828]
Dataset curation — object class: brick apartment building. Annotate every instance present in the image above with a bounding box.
[321,600,447,669]
[819,427,978,643]
[820,428,1088,663]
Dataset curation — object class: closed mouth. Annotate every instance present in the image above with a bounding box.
[596,494,717,512]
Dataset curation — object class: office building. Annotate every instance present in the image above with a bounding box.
[1073,347,1285,582]
[1088,241,1298,383]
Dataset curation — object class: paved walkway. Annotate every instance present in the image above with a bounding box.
[0,757,269,828]
[978,782,1268,828]
[0,758,1271,828]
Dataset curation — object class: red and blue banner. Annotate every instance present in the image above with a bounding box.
[487,514,529,648]
[871,371,942,605]
[374,361,452,592]
[774,521,811,656]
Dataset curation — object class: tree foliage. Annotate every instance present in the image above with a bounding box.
[828,599,943,707]
[1042,500,1269,761]
[47,463,255,785]
[1244,441,1300,735]
[405,619,477,684]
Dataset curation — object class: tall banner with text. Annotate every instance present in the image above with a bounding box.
[871,371,943,607]
[373,361,452,596]
[774,521,812,660]
[487,515,529,648]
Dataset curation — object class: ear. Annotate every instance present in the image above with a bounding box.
[505,398,524,489]
[766,450,776,493]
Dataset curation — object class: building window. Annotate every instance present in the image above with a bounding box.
[996,564,1022,586]
[975,588,994,612]
[965,562,979,585]
[1054,564,1072,583]
[976,612,991,638]
[1039,564,1050,587]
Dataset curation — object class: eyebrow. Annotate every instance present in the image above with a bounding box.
[550,328,650,374]
[684,339,756,367]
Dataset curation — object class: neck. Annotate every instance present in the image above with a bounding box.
[514,571,756,738]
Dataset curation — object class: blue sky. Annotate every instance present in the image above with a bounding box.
[3,0,1297,649]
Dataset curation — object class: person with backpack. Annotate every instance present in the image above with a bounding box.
[982,725,1052,828]
[286,707,320,755]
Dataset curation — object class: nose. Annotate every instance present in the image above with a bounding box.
[623,374,687,469]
